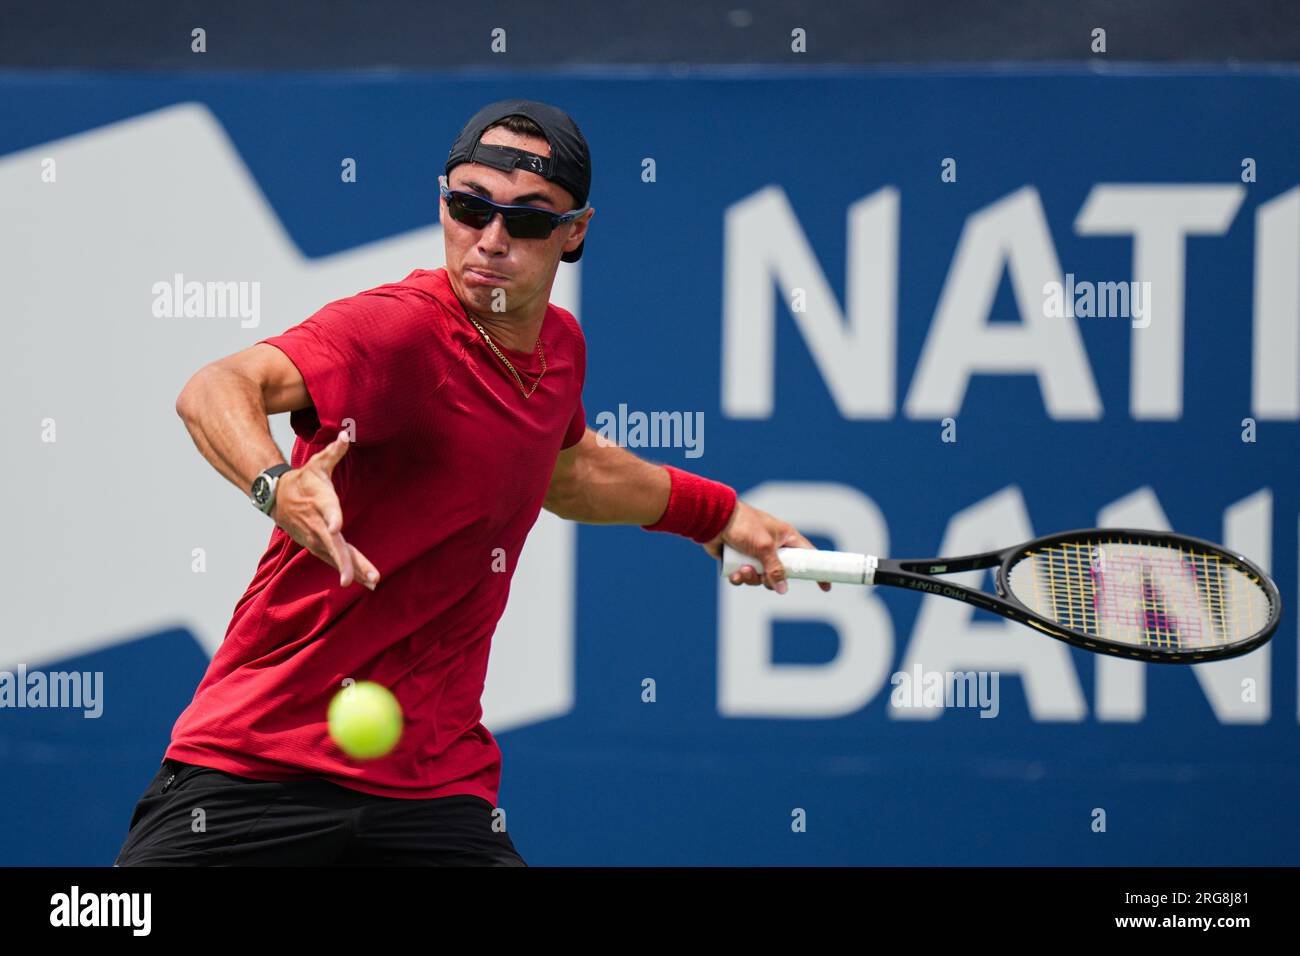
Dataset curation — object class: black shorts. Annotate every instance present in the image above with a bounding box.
[114,758,526,866]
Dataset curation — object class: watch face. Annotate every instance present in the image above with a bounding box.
[252,476,270,505]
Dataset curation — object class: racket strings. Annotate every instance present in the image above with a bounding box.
[1008,537,1270,651]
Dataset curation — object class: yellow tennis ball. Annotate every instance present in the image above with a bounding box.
[328,681,403,759]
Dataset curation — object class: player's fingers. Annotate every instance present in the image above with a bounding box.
[784,530,833,592]
[306,519,352,587]
[349,544,380,591]
[331,530,355,587]
[302,483,344,535]
[757,547,788,594]
[320,498,344,535]
[729,564,763,586]
[310,431,352,475]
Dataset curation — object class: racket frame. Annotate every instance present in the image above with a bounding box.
[731,528,1282,664]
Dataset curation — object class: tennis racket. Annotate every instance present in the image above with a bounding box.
[721,528,1281,664]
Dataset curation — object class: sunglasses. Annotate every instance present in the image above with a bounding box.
[438,175,589,239]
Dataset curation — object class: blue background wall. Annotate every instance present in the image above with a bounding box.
[2,70,1297,864]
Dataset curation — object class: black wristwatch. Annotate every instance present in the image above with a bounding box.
[250,463,293,515]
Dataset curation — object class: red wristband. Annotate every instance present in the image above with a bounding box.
[641,465,738,544]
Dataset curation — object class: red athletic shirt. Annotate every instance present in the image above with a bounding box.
[165,267,586,803]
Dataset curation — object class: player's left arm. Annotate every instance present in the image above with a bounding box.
[543,427,830,593]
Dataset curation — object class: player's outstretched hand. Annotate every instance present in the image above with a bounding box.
[700,500,832,594]
[270,432,380,590]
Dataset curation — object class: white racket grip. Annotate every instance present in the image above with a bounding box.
[721,545,878,585]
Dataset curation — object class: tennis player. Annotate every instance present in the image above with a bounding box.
[114,98,829,866]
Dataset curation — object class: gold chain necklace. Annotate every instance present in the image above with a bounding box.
[466,314,547,399]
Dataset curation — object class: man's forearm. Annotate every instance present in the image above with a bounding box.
[550,431,672,525]
[176,366,287,498]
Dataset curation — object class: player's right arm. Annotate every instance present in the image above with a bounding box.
[175,343,379,590]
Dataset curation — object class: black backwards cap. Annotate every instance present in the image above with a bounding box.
[445,98,592,263]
